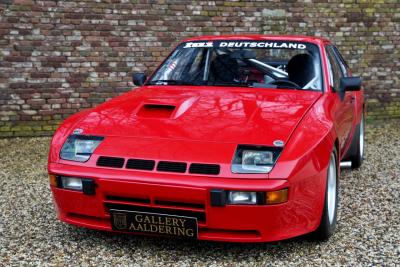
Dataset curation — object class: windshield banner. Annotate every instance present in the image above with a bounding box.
[183,41,307,49]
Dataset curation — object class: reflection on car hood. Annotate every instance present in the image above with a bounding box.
[75,86,321,146]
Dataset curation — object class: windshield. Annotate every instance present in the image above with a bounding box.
[148,40,323,91]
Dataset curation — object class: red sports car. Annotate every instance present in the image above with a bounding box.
[48,35,364,242]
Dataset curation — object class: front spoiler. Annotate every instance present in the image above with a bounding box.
[49,162,325,242]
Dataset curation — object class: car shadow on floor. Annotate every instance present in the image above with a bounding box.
[62,224,324,262]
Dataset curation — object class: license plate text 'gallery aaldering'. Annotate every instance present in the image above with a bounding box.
[110,210,198,239]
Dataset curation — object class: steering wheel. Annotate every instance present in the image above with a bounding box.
[269,80,302,89]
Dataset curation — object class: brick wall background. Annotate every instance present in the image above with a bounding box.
[0,0,399,137]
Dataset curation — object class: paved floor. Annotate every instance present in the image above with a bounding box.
[0,120,399,266]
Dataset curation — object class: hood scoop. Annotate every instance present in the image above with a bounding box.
[137,104,176,118]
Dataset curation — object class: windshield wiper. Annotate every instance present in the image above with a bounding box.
[148,79,194,85]
[212,81,251,87]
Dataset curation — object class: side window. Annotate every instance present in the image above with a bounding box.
[326,46,343,91]
[332,46,349,76]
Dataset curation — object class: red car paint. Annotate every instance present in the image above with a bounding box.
[48,35,364,242]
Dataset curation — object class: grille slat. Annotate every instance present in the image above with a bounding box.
[97,156,125,168]
[189,163,220,175]
[157,161,187,173]
[105,195,151,204]
[126,159,155,171]
[154,200,205,210]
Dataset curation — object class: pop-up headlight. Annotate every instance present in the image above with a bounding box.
[231,145,282,174]
[60,135,104,162]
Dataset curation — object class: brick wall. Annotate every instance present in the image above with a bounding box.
[0,0,399,137]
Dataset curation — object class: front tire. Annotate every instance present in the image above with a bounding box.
[349,113,365,169]
[313,148,339,241]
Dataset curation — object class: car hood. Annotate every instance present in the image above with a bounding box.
[75,86,321,146]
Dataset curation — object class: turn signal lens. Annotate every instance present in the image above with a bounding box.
[266,189,288,204]
[49,174,58,187]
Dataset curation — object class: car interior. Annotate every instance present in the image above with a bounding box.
[209,49,319,90]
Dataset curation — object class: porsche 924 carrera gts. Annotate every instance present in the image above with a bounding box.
[48,35,364,242]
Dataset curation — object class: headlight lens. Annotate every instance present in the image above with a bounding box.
[60,135,104,162]
[231,145,282,173]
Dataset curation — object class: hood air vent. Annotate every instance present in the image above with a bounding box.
[137,104,176,118]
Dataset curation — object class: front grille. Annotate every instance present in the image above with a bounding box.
[105,203,206,223]
[157,161,187,173]
[189,163,220,175]
[126,159,155,171]
[95,155,221,176]
[97,156,125,168]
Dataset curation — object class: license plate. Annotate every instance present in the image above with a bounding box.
[110,209,198,239]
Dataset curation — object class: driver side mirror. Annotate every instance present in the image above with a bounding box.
[132,72,147,86]
[340,77,361,92]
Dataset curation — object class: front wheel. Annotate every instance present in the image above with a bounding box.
[350,113,365,169]
[312,148,339,241]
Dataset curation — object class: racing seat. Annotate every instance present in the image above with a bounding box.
[210,54,240,83]
[287,54,315,88]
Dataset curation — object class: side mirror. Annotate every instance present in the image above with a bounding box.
[132,72,147,86]
[340,77,361,92]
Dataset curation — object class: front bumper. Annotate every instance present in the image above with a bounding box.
[48,162,325,242]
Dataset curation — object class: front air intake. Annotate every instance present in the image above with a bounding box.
[96,156,125,168]
[95,155,221,176]
[126,158,156,171]
[189,163,220,175]
[157,161,187,173]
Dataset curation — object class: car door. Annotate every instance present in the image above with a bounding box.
[325,45,355,154]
